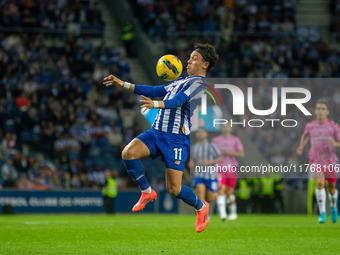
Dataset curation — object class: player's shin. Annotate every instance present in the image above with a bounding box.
[217,195,227,220]
[329,189,338,223]
[328,189,338,208]
[228,194,237,215]
[315,188,326,213]
[123,159,151,193]
[176,185,204,210]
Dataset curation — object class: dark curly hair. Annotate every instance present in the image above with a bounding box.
[194,43,219,73]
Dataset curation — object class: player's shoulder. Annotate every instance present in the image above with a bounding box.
[306,120,317,127]
[186,75,205,80]
[185,76,205,85]
[165,77,185,86]
[212,135,222,142]
[230,134,241,141]
[192,141,199,147]
[209,140,217,147]
[327,119,340,129]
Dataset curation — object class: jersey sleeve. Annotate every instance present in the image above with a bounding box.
[190,143,198,161]
[210,142,221,158]
[333,122,340,142]
[134,84,167,98]
[182,77,206,102]
[303,123,311,136]
[163,91,188,109]
[235,137,244,152]
[211,137,221,151]
[163,77,206,109]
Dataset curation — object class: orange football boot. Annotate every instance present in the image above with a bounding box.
[132,189,157,212]
[195,201,210,232]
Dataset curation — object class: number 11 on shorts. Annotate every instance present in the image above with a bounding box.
[174,148,182,160]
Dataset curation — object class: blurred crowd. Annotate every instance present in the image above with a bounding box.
[0,29,141,190]
[0,0,103,35]
[133,0,340,79]
[331,0,340,40]
[132,0,295,41]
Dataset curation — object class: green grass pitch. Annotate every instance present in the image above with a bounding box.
[0,214,339,255]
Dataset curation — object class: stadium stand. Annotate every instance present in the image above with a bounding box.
[0,0,142,190]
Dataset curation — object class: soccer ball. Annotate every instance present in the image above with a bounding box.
[156,54,183,81]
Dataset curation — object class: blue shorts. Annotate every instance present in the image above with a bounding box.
[193,178,219,193]
[136,127,190,171]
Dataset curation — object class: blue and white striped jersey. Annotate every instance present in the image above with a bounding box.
[191,140,221,179]
[152,76,205,135]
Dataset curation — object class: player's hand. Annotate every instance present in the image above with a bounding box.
[202,159,210,166]
[329,138,336,147]
[140,95,154,113]
[103,74,124,87]
[296,146,303,155]
[223,149,232,156]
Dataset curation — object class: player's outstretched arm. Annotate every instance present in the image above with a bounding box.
[103,74,135,92]
[140,95,165,112]
[223,149,245,158]
[329,139,340,148]
[297,133,309,155]
[103,74,168,98]
[202,155,224,166]
[140,90,189,112]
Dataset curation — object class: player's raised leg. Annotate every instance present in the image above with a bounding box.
[327,180,338,223]
[122,138,157,212]
[166,168,209,232]
[315,174,326,223]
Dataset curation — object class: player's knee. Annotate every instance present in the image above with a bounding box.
[166,184,181,196]
[316,180,324,189]
[329,187,336,194]
[121,147,135,160]
[328,183,336,194]
[207,194,217,203]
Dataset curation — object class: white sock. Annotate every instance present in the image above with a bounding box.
[229,194,235,204]
[315,188,326,214]
[142,186,152,193]
[328,189,338,209]
[217,195,227,219]
[229,203,237,215]
[197,202,206,211]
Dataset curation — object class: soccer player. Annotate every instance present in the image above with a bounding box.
[212,123,244,221]
[297,99,339,223]
[191,127,223,206]
[103,43,218,232]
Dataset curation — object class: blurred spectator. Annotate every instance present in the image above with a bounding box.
[13,151,29,174]
[17,173,33,190]
[0,132,18,158]
[1,158,18,188]
[122,21,135,57]
[102,169,118,213]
